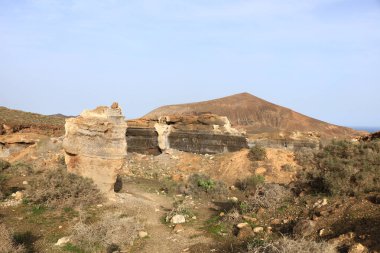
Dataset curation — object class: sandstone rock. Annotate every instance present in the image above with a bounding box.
[138,231,148,238]
[242,215,257,223]
[271,219,281,225]
[230,197,239,203]
[63,104,127,195]
[253,226,264,233]
[237,222,249,229]
[293,219,316,237]
[55,236,71,246]
[13,191,23,201]
[348,243,368,253]
[171,214,186,224]
[127,114,248,155]
[22,181,28,185]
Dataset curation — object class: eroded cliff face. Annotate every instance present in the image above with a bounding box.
[63,103,127,195]
[127,114,248,155]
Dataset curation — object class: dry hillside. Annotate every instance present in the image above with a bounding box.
[144,93,361,139]
[0,106,65,136]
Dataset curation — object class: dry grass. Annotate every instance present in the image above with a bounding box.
[239,183,292,213]
[0,223,25,253]
[247,237,337,253]
[28,167,104,208]
[71,212,143,252]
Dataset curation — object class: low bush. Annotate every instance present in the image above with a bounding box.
[248,145,267,162]
[71,212,143,252]
[28,167,104,208]
[235,175,265,192]
[295,140,380,196]
[246,237,337,253]
[165,199,195,223]
[0,223,25,253]
[185,173,227,196]
[239,184,292,213]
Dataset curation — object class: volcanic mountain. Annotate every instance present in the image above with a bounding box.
[144,92,361,139]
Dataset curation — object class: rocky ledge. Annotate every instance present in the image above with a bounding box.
[127,114,248,155]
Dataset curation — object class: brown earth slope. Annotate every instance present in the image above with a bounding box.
[0,106,65,136]
[144,92,361,139]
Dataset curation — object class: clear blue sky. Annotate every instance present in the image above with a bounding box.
[0,0,379,126]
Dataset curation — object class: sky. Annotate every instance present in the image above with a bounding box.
[0,0,379,127]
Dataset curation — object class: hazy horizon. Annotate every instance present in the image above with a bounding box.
[1,0,379,126]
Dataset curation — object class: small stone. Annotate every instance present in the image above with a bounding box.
[22,181,28,185]
[171,214,186,224]
[230,197,238,203]
[96,204,103,207]
[182,248,189,252]
[266,227,272,233]
[138,231,148,238]
[348,243,368,253]
[319,228,326,237]
[55,236,71,246]
[271,219,281,225]
[191,216,197,220]
[237,222,249,229]
[219,212,225,217]
[242,215,257,223]
[230,185,237,191]
[321,198,328,206]
[58,226,63,229]
[253,227,264,233]
[14,191,23,201]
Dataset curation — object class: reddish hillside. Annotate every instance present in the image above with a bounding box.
[0,106,65,136]
[144,93,361,138]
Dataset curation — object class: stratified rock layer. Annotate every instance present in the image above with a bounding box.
[63,104,127,195]
[127,114,248,155]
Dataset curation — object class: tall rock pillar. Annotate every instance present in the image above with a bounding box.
[63,103,127,196]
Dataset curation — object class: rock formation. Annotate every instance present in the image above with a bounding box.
[127,114,248,155]
[63,103,127,195]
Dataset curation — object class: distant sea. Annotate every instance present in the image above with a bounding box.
[351,127,380,133]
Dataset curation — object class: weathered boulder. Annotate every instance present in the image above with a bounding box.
[63,103,127,195]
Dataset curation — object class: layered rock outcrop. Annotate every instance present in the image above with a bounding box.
[63,103,127,195]
[127,114,248,155]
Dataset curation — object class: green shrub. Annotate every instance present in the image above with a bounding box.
[28,167,104,208]
[295,140,380,196]
[248,145,267,161]
[185,174,227,195]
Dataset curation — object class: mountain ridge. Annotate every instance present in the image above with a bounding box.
[144,92,362,138]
